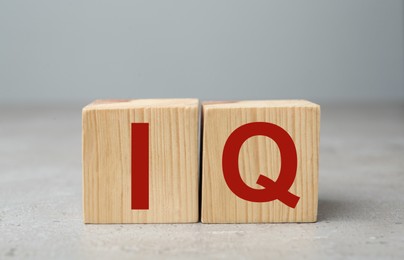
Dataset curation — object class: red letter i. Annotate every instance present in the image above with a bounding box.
[131,123,149,210]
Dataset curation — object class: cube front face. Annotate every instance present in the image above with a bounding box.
[201,100,320,223]
[82,99,199,223]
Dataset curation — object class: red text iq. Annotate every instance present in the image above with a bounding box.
[131,122,299,210]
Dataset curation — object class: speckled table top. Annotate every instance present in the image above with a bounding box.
[1,102,403,259]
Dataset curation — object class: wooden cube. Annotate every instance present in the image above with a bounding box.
[82,99,199,223]
[201,100,320,223]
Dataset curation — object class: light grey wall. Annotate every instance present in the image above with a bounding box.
[1,0,403,103]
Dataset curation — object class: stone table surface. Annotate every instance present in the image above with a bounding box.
[1,102,403,259]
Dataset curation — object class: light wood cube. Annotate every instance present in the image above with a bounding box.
[201,100,320,223]
[82,99,199,223]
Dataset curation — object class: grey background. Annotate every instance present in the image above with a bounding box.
[1,0,403,104]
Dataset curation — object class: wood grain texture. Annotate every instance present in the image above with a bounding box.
[82,99,199,223]
[201,100,320,223]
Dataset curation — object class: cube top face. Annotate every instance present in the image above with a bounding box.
[82,99,199,223]
[202,100,319,109]
[83,98,199,110]
[201,100,320,223]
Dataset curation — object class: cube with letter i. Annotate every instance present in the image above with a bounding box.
[201,100,320,223]
[82,99,199,223]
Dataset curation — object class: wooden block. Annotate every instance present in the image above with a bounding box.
[201,100,320,223]
[82,99,199,223]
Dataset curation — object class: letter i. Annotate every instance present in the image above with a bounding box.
[131,123,149,210]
